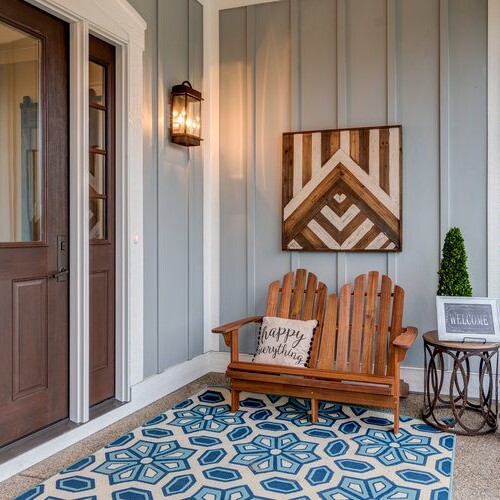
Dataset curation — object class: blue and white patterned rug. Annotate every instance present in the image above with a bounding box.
[17,388,454,499]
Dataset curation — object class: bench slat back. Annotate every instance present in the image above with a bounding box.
[387,284,405,375]
[360,271,379,373]
[290,269,307,319]
[265,269,327,365]
[277,271,294,317]
[303,272,319,320]
[316,294,338,369]
[374,275,393,374]
[349,274,366,372]
[316,271,405,376]
[335,283,351,371]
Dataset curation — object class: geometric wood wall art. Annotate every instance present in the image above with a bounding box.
[282,125,402,252]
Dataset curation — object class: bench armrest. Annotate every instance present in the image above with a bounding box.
[212,316,263,363]
[212,316,263,334]
[392,326,418,349]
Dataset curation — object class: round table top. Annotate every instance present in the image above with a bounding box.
[423,330,500,350]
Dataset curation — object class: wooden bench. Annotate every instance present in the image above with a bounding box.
[213,269,417,433]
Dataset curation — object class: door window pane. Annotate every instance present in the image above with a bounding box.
[89,108,105,150]
[89,152,105,196]
[0,21,42,242]
[89,198,106,240]
[89,62,105,105]
[89,59,107,240]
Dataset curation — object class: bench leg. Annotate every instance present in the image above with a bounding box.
[311,398,318,424]
[393,396,400,434]
[231,389,240,413]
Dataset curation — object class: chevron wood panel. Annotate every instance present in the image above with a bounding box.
[282,125,402,252]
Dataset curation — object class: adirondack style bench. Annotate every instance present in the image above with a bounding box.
[213,269,417,433]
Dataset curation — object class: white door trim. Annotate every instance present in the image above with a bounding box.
[25,0,146,423]
[488,0,500,297]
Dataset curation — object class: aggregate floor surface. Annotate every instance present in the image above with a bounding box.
[0,373,498,499]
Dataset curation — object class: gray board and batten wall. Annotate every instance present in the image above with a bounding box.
[219,0,487,368]
[127,0,204,378]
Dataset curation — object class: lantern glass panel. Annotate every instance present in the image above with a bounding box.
[185,95,201,138]
[172,94,187,136]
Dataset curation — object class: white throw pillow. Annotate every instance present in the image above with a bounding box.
[252,316,318,367]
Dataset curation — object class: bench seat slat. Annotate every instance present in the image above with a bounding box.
[228,362,394,385]
[226,370,393,395]
[231,379,396,408]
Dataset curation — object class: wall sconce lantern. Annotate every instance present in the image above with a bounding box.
[170,80,203,147]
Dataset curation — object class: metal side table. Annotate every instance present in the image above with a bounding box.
[422,330,499,435]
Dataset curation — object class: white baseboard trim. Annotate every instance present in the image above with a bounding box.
[210,350,252,372]
[0,352,212,482]
[209,351,490,399]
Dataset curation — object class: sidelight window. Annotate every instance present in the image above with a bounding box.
[89,60,107,240]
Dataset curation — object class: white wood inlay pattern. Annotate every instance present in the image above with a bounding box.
[307,219,341,249]
[342,219,374,248]
[321,205,360,230]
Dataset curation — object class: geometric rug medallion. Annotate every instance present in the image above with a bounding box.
[17,388,454,500]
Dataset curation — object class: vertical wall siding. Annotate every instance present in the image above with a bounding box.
[127,0,159,377]
[294,0,338,286]
[187,0,205,359]
[128,0,204,377]
[219,0,487,366]
[219,7,251,350]
[157,0,204,369]
[396,0,441,367]
[449,0,487,296]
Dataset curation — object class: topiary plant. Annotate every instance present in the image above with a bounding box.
[437,227,473,296]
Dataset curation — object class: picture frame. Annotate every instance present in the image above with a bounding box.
[281,125,402,252]
[436,296,500,342]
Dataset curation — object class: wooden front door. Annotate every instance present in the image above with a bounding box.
[0,0,68,447]
[89,35,116,406]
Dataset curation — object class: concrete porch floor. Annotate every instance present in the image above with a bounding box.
[0,373,499,499]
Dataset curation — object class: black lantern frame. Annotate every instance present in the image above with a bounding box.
[170,80,203,147]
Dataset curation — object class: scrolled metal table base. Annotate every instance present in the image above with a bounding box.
[422,335,499,436]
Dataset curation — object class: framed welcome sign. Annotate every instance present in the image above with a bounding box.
[436,296,500,342]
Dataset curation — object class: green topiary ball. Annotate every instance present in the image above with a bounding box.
[437,227,473,297]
